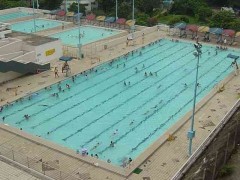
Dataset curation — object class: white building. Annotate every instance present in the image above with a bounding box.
[62,0,98,12]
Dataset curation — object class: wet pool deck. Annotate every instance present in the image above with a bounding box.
[0,29,240,180]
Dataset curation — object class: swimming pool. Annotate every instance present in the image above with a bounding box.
[0,11,31,22]
[0,39,239,166]
[11,19,63,33]
[50,26,121,46]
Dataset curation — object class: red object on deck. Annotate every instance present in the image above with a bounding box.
[86,14,96,21]
[223,29,236,37]
[186,25,198,32]
[116,18,126,25]
[57,10,66,17]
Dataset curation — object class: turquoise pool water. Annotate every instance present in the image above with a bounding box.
[50,26,121,46]
[0,11,31,22]
[0,39,239,166]
[11,19,63,33]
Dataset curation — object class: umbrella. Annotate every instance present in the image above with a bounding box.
[49,9,61,15]
[209,28,223,35]
[126,20,135,27]
[86,14,96,21]
[223,29,235,37]
[198,26,209,33]
[186,24,198,32]
[73,13,83,19]
[235,32,240,37]
[105,17,115,23]
[96,16,106,21]
[174,22,187,30]
[116,18,126,25]
[66,12,74,17]
[57,10,66,17]
[59,56,73,62]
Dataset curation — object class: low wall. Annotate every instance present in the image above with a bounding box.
[0,71,22,84]
[172,99,240,180]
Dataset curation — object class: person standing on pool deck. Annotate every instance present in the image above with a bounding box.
[54,67,59,78]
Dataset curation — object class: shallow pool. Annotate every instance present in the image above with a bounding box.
[11,18,63,33]
[0,39,239,166]
[0,11,31,22]
[50,26,121,46]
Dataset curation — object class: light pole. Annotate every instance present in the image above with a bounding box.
[115,0,118,20]
[77,0,82,60]
[131,0,135,46]
[36,0,39,10]
[227,54,239,76]
[32,0,36,33]
[188,42,202,156]
[65,0,68,12]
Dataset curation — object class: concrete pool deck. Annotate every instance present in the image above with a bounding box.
[0,30,240,180]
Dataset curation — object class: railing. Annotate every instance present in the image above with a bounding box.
[0,145,84,180]
[171,99,240,180]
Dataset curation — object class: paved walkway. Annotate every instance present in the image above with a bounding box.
[0,160,39,180]
[0,29,239,180]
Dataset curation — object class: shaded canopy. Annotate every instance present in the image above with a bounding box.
[223,29,236,37]
[105,17,115,23]
[86,14,96,21]
[73,13,83,19]
[209,28,223,35]
[49,9,61,15]
[186,24,198,32]
[198,26,209,33]
[116,18,126,25]
[66,12,74,17]
[57,10,66,17]
[59,56,73,62]
[96,16,106,21]
[235,32,240,37]
[174,22,187,30]
[126,20,135,26]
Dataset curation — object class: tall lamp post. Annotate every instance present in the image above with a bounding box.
[227,54,239,76]
[188,42,202,156]
[32,0,37,33]
[77,0,82,60]
[115,0,118,20]
[131,0,135,46]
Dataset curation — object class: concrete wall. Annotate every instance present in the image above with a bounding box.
[0,71,22,84]
[35,40,62,63]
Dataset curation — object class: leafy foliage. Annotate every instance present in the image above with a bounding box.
[68,2,86,14]
[0,0,27,10]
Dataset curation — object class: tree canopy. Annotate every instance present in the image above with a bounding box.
[0,0,28,10]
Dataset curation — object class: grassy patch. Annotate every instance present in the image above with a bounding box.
[219,165,234,177]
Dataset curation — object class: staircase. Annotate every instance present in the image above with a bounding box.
[0,38,50,74]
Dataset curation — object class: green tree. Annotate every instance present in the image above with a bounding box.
[96,0,115,13]
[196,6,212,21]
[68,2,86,14]
[136,0,162,15]
[0,0,27,10]
[118,1,132,19]
[38,0,63,10]
[210,10,235,28]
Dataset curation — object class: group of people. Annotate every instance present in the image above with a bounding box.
[54,62,71,78]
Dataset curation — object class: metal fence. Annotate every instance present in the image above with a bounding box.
[172,99,240,180]
[0,145,83,180]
